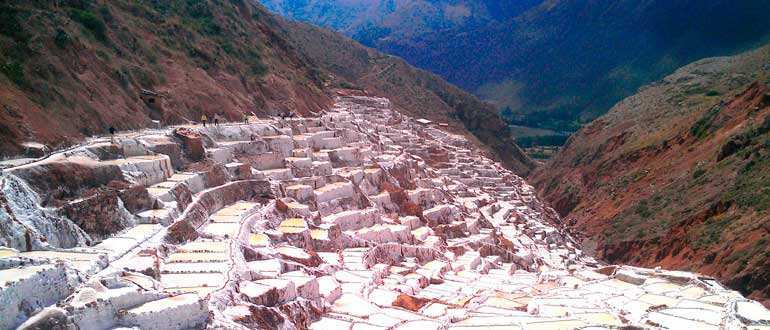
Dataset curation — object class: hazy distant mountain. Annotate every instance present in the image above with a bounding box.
[260,0,770,133]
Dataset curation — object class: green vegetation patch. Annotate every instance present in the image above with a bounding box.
[719,118,770,211]
[175,0,222,35]
[503,109,584,133]
[54,29,71,49]
[515,134,570,147]
[70,8,109,42]
[0,60,25,85]
[723,151,770,211]
[338,81,361,90]
[143,0,268,76]
[0,5,31,86]
[690,105,721,139]
[602,180,705,247]
[0,5,28,42]
[693,214,734,248]
[635,200,653,218]
[528,151,550,159]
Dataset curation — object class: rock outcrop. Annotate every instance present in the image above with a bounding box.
[0,175,91,250]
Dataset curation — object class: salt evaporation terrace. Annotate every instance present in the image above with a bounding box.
[1,96,769,329]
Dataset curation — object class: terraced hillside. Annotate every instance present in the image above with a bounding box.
[1,96,769,329]
[0,0,532,175]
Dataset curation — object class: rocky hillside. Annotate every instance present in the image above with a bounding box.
[261,0,770,134]
[0,0,330,154]
[531,43,770,305]
[0,0,532,174]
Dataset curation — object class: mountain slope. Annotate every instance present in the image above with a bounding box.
[530,43,770,305]
[0,0,330,154]
[0,0,532,174]
[269,15,534,174]
[261,0,540,43]
[260,0,770,133]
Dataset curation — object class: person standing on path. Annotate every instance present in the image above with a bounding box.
[214,113,220,126]
[109,126,116,144]
[201,114,208,127]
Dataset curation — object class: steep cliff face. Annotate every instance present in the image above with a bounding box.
[531,44,770,305]
[0,0,532,174]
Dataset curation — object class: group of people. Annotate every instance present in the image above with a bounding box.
[199,113,221,127]
[198,110,297,127]
[200,112,254,127]
[107,110,269,143]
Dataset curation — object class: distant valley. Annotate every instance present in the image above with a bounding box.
[261,0,770,147]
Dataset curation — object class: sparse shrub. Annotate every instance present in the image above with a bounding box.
[54,29,71,48]
[0,5,27,42]
[129,2,158,18]
[694,215,732,248]
[186,0,212,19]
[758,238,768,247]
[338,81,359,90]
[635,200,652,218]
[250,62,267,76]
[30,80,54,105]
[690,106,721,139]
[759,116,770,135]
[221,42,236,56]
[127,65,158,88]
[736,257,750,273]
[95,49,110,61]
[723,152,770,211]
[114,68,130,88]
[719,117,770,160]
[0,60,26,85]
[70,8,108,42]
[693,167,706,179]
[705,90,720,96]
[66,0,95,11]
[180,0,221,35]
[98,5,113,23]
[725,250,748,264]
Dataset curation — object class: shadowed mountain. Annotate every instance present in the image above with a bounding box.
[261,0,770,134]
